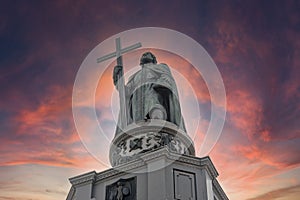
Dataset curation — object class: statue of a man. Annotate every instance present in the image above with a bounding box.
[116,182,123,200]
[113,52,186,135]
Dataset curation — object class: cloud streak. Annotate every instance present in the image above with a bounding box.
[0,1,299,200]
[247,184,300,200]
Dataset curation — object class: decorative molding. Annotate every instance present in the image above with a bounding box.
[109,121,195,167]
[66,186,75,200]
[68,147,224,200]
[213,179,229,200]
[157,148,219,179]
[69,171,97,187]
[200,156,219,178]
[69,147,220,190]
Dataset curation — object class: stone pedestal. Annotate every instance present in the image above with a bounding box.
[66,147,228,200]
[109,120,195,167]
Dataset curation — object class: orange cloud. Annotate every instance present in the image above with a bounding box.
[0,84,106,169]
[246,184,300,200]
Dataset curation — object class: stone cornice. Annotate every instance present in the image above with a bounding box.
[165,149,219,179]
[69,147,220,188]
[66,186,75,200]
[95,159,145,182]
[200,156,219,178]
[140,147,219,178]
[69,171,97,187]
[213,178,229,200]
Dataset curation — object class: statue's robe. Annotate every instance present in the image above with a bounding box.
[115,63,186,135]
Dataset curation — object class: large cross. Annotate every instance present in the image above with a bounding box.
[97,37,142,130]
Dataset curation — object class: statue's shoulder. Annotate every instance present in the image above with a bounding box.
[159,63,169,67]
[128,69,141,82]
[157,63,171,73]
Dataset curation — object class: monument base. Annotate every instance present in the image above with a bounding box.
[66,147,228,200]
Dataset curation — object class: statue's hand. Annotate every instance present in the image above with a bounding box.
[113,65,123,86]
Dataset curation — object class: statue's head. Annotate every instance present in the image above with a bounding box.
[140,52,157,65]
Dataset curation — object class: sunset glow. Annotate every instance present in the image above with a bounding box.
[0,1,299,200]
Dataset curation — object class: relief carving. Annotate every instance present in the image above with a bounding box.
[112,131,188,166]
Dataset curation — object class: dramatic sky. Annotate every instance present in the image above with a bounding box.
[0,1,299,200]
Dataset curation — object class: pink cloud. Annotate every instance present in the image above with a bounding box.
[0,84,104,169]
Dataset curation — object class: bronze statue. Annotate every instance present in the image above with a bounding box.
[113,52,186,135]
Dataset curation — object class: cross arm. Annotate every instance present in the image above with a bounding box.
[97,42,142,63]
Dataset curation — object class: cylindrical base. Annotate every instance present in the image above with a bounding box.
[109,120,195,167]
